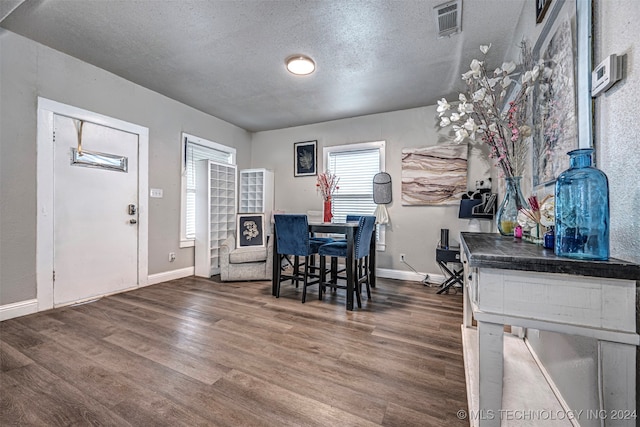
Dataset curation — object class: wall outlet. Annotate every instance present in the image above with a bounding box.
[399,253,406,262]
[169,252,176,262]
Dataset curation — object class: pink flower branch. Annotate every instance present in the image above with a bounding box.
[316,171,339,201]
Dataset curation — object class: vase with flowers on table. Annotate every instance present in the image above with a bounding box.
[517,194,555,246]
[437,41,551,239]
[316,171,339,222]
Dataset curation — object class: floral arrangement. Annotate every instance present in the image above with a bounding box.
[517,195,555,236]
[316,170,339,201]
[437,42,544,179]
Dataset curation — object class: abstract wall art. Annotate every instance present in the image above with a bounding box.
[401,144,468,205]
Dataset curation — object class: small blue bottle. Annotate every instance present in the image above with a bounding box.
[544,226,555,250]
[554,148,609,260]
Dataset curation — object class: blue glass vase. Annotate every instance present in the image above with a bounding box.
[496,176,527,236]
[554,148,609,260]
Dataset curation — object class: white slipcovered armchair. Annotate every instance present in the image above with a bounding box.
[219,233,273,281]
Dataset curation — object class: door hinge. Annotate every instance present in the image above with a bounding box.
[53,270,55,282]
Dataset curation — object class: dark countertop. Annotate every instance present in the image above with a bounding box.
[460,232,640,281]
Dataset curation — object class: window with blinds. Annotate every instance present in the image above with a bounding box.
[326,144,383,223]
[182,133,235,243]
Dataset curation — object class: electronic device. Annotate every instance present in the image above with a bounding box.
[373,172,392,204]
[592,54,623,97]
[440,228,449,249]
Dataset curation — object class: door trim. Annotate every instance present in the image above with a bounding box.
[36,97,149,310]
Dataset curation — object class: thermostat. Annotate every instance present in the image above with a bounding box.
[592,54,623,97]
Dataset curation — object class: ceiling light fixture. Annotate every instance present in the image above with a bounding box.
[286,55,315,75]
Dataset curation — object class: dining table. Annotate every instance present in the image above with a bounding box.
[271,221,376,311]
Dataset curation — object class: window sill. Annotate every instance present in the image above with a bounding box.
[180,239,195,248]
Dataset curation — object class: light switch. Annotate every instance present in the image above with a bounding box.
[150,188,163,198]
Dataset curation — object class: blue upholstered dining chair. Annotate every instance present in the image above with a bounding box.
[273,214,324,303]
[345,215,372,295]
[317,215,376,308]
[327,215,369,286]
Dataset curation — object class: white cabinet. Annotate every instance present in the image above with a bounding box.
[195,160,237,277]
[239,168,274,232]
[460,232,639,427]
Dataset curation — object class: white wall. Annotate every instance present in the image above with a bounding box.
[251,106,495,275]
[0,30,252,305]
[594,0,640,265]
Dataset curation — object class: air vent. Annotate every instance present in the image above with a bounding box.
[434,0,462,38]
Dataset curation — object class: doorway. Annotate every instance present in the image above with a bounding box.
[37,98,149,309]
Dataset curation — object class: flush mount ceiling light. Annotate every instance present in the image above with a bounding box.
[285,55,315,75]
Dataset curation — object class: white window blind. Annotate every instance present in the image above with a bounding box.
[327,148,380,222]
[184,140,233,239]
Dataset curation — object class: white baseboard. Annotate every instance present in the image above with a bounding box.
[1,268,193,322]
[147,266,194,286]
[1,268,446,321]
[150,267,444,286]
[0,299,38,321]
[376,268,445,284]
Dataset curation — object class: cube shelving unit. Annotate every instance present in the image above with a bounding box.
[238,168,274,234]
[195,159,237,277]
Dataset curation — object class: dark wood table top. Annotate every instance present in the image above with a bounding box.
[460,232,640,281]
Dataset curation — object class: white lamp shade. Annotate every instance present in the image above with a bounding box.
[286,55,315,75]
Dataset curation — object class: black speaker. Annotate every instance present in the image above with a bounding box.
[440,229,449,249]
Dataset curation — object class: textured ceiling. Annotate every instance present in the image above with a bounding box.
[1,0,526,132]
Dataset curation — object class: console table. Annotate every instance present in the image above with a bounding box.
[460,232,639,427]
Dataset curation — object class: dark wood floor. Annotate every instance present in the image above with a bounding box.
[1,276,468,426]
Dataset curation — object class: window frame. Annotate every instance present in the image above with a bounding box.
[180,132,236,247]
[323,140,386,250]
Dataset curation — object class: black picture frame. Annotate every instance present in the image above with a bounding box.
[536,0,552,24]
[293,140,317,177]
[236,214,265,248]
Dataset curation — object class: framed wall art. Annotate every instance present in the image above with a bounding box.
[531,0,578,187]
[401,144,468,206]
[293,140,317,177]
[236,214,265,248]
[536,0,552,23]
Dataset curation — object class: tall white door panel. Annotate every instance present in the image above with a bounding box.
[53,115,139,305]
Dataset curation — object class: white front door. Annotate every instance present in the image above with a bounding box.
[53,115,139,305]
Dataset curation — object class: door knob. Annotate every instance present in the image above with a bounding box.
[129,219,137,224]
[128,204,137,215]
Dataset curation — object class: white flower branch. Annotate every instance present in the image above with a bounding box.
[438,41,545,179]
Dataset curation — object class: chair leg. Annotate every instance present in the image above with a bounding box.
[301,256,310,303]
[292,256,299,286]
[354,258,371,302]
[363,256,371,300]
[331,257,338,285]
[275,254,282,298]
[319,255,326,300]
[355,282,362,308]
